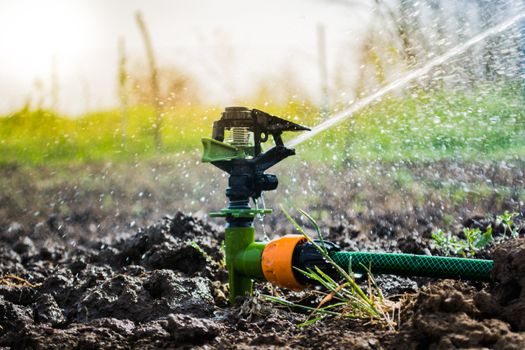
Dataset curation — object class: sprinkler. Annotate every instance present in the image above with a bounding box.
[202,107,494,305]
[202,106,309,303]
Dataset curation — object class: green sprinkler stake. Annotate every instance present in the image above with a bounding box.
[202,107,495,305]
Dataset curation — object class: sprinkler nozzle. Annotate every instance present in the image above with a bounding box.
[202,107,310,214]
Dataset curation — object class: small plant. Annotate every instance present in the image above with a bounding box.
[431,229,458,256]
[432,211,521,257]
[496,211,519,238]
[431,226,493,257]
[463,227,493,255]
[264,207,397,329]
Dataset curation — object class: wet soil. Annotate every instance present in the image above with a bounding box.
[1,210,524,349]
[1,161,525,348]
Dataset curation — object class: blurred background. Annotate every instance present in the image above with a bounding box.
[0,0,370,114]
[0,0,524,244]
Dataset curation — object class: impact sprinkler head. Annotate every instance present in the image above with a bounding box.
[202,106,309,216]
[202,107,309,304]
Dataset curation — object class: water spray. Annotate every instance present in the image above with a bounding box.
[287,10,525,148]
[202,107,494,304]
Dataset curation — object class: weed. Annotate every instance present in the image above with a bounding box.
[431,229,459,256]
[432,227,493,257]
[190,241,220,267]
[432,211,521,257]
[264,207,397,329]
[496,211,519,238]
[219,240,226,269]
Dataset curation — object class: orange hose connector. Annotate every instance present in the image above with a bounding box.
[261,235,307,291]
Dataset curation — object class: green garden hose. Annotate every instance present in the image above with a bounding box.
[330,251,494,281]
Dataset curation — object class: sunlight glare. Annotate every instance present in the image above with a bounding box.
[0,0,98,79]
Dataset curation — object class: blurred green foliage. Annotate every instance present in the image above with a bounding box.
[0,84,523,165]
[0,102,317,164]
[302,83,525,162]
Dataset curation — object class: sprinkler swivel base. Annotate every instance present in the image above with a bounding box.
[224,225,264,304]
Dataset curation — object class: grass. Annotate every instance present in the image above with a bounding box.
[264,207,398,328]
[0,83,523,166]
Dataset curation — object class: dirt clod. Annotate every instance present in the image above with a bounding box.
[392,280,525,349]
[33,294,65,325]
[490,238,525,331]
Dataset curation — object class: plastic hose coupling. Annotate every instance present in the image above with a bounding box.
[261,235,307,291]
[292,240,341,285]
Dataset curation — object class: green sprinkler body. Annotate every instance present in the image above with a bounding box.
[202,107,495,305]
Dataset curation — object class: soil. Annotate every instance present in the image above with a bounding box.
[1,161,525,349]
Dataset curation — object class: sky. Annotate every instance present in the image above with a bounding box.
[0,0,373,115]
